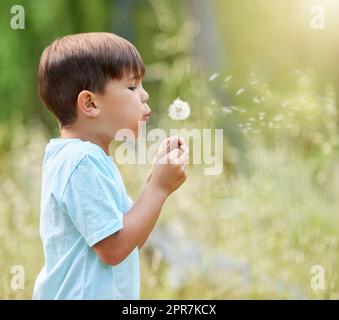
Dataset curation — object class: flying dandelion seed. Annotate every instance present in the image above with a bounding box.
[236,88,245,96]
[253,96,261,104]
[258,112,266,120]
[273,114,284,122]
[249,118,256,122]
[225,75,232,82]
[221,107,233,114]
[250,80,259,85]
[238,124,244,128]
[168,97,191,121]
[280,101,289,108]
[299,96,307,103]
[268,122,274,128]
[230,106,246,113]
[208,73,219,82]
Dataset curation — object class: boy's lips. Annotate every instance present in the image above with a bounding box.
[142,113,151,122]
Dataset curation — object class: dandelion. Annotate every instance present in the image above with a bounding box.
[236,88,245,96]
[168,97,191,137]
[168,97,191,121]
[208,73,219,82]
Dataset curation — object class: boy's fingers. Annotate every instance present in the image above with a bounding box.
[156,136,180,158]
[178,147,189,165]
[178,137,186,149]
[158,148,180,164]
[154,136,187,165]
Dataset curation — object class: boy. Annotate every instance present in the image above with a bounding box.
[33,32,188,300]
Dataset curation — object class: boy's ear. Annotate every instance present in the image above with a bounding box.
[77,90,101,117]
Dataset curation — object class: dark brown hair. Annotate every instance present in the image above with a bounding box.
[38,32,145,127]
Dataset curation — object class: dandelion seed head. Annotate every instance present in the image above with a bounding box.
[168,97,191,121]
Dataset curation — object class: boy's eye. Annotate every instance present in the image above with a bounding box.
[128,86,137,91]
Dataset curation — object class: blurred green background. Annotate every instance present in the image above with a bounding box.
[1,0,339,299]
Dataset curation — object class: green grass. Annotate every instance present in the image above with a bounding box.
[1,114,338,299]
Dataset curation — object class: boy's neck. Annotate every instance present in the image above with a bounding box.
[60,126,111,156]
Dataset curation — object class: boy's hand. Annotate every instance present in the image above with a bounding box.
[147,136,188,196]
[146,136,187,183]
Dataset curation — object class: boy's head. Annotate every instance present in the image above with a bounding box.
[38,32,150,137]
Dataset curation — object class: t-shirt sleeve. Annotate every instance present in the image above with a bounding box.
[61,154,124,247]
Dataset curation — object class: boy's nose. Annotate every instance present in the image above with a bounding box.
[142,89,149,103]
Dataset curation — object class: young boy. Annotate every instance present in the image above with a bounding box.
[33,32,188,300]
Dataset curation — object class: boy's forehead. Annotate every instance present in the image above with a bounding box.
[124,73,141,82]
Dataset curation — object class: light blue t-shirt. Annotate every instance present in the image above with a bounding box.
[33,138,140,300]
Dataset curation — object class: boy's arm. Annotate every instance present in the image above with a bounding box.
[137,137,186,250]
[92,183,167,265]
[92,146,187,265]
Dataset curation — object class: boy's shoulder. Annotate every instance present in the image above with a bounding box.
[44,138,112,175]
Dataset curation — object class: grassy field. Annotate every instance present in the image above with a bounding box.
[1,111,338,299]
